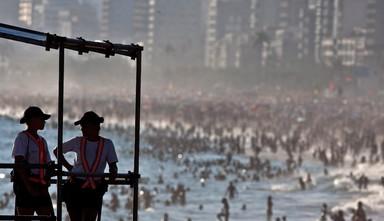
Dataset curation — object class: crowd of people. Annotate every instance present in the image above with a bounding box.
[319,201,371,221]
[136,94,384,221]
[1,92,384,220]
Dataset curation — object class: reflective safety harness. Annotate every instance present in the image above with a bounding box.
[24,131,47,185]
[80,137,105,189]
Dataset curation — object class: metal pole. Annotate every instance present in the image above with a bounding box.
[57,40,65,221]
[133,52,142,221]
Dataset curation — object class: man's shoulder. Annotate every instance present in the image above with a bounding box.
[63,136,82,146]
[15,131,28,140]
[102,138,114,146]
[70,136,82,141]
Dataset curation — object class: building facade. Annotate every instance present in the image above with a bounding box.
[204,0,256,69]
[100,0,134,41]
[365,0,384,68]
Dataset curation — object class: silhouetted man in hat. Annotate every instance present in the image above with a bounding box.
[54,111,118,221]
[12,106,54,218]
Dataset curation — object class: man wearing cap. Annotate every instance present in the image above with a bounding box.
[12,106,55,217]
[54,111,118,221]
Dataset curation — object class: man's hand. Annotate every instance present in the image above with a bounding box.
[65,164,73,172]
[109,171,117,181]
[108,162,118,181]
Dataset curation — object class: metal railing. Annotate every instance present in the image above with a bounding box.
[0,23,143,221]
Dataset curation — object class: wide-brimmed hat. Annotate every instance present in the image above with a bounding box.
[74,111,104,126]
[20,106,51,124]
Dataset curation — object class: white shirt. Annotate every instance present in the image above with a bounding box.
[61,136,118,179]
[12,132,52,175]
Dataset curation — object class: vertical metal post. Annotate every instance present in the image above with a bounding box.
[133,52,142,221]
[57,40,65,221]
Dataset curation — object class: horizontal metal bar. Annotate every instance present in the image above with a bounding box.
[48,178,134,185]
[61,39,142,58]
[0,163,53,169]
[0,22,46,36]
[61,171,139,179]
[0,215,55,220]
[0,23,143,59]
[0,163,140,179]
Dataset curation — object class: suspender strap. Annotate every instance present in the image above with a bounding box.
[80,137,105,189]
[24,131,47,185]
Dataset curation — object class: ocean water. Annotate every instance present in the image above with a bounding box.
[0,116,383,221]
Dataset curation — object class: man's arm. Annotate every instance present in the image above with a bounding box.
[107,139,118,181]
[108,162,118,181]
[53,148,73,171]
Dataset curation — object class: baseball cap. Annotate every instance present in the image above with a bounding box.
[20,106,51,124]
[74,111,104,126]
